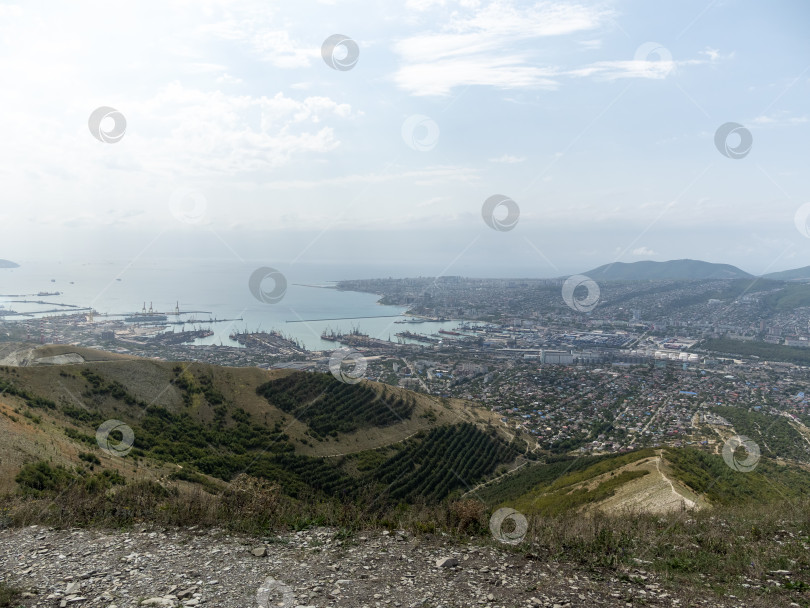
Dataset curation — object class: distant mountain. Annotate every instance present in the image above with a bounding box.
[762,265,810,281]
[583,259,753,281]
[0,259,18,268]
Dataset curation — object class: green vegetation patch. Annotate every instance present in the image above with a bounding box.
[501,449,656,515]
[370,423,519,502]
[171,366,226,406]
[0,377,56,409]
[475,454,617,505]
[256,372,416,436]
[0,581,21,608]
[81,369,148,407]
[700,338,810,365]
[517,469,649,516]
[762,283,810,311]
[664,447,810,503]
[711,406,810,462]
[15,461,125,496]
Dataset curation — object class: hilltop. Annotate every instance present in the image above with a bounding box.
[762,264,810,281]
[582,259,753,281]
[580,258,810,283]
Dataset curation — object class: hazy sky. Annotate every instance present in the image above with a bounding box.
[1,0,809,278]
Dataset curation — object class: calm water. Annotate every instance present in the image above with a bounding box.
[0,259,462,350]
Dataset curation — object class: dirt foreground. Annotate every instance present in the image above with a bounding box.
[0,525,792,608]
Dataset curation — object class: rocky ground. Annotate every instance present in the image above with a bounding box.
[0,525,798,608]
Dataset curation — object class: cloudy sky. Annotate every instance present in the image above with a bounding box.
[1,0,809,277]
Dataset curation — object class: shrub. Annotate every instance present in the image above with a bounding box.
[15,461,75,495]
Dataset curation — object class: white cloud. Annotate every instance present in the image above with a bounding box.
[250,30,319,69]
[392,1,611,95]
[128,85,355,176]
[752,113,808,126]
[567,59,677,80]
[405,0,482,11]
[700,47,734,63]
[393,3,717,95]
[216,73,243,85]
[261,165,481,190]
[197,6,317,69]
[395,56,559,96]
[489,154,526,163]
[579,39,602,50]
[632,246,657,256]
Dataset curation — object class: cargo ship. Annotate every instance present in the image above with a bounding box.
[396,331,440,344]
[321,328,341,341]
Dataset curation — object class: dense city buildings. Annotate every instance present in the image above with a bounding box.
[4,275,810,462]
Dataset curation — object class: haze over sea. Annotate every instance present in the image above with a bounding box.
[0,259,462,351]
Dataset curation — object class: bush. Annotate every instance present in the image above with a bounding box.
[79,452,101,465]
[448,499,486,534]
[15,461,75,495]
[0,581,21,607]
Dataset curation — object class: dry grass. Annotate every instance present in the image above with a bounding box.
[2,473,810,601]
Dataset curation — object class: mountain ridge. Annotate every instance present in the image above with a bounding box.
[582,259,754,281]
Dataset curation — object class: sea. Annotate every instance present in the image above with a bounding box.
[0,259,462,351]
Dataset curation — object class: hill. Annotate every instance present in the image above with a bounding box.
[583,259,753,281]
[476,447,810,515]
[0,259,18,268]
[762,264,810,281]
[3,351,810,604]
[0,352,526,504]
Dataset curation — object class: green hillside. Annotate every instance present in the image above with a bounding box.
[256,373,416,437]
[762,265,810,281]
[663,447,810,503]
[762,283,810,310]
[0,362,521,508]
[5,357,810,603]
[475,447,810,514]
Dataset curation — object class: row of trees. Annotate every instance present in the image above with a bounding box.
[371,423,518,502]
[257,372,415,435]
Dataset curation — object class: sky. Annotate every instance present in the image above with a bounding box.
[1,0,809,278]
